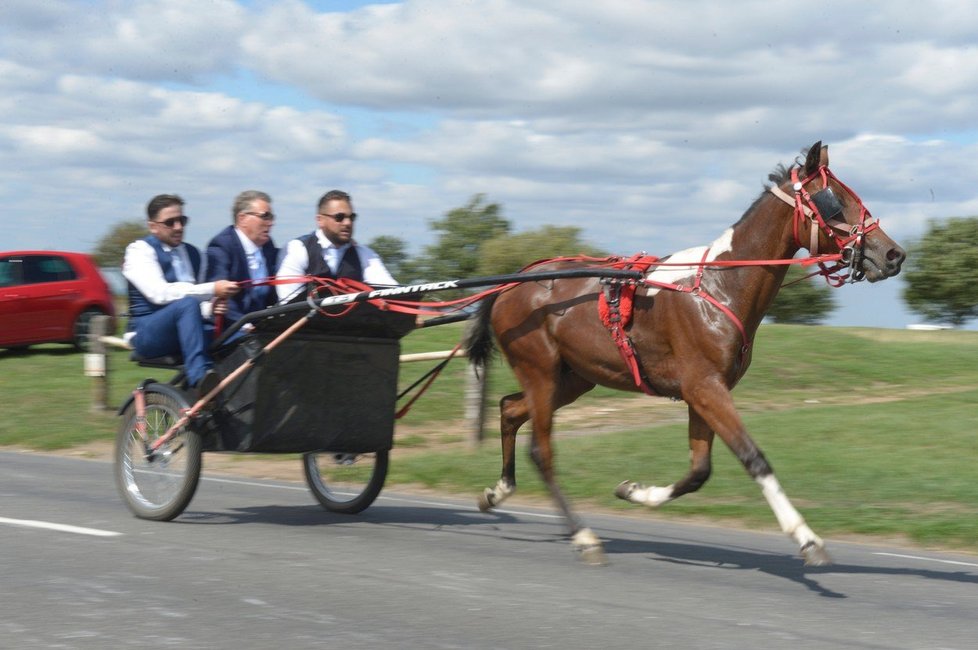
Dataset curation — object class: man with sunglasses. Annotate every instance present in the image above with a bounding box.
[123,194,239,391]
[275,189,397,303]
[205,190,279,327]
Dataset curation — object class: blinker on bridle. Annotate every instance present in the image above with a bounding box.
[809,187,865,281]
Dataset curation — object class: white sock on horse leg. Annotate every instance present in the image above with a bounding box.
[756,474,823,547]
[628,483,675,507]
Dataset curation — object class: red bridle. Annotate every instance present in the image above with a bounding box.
[770,164,880,285]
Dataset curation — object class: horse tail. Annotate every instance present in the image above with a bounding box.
[464,294,498,368]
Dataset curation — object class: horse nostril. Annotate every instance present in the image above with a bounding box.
[886,247,906,270]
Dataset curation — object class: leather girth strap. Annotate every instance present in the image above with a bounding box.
[597,254,659,396]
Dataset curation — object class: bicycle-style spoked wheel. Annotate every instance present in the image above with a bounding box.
[303,450,389,514]
[115,388,202,521]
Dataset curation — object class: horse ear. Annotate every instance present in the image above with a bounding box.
[804,141,826,175]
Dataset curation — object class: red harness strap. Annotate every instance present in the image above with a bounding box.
[596,254,661,396]
[595,250,754,394]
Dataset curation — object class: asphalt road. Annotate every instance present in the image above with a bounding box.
[2,450,976,649]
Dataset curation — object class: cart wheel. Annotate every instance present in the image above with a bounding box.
[303,450,389,514]
[115,387,202,521]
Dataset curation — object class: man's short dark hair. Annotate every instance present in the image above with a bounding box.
[317,190,352,212]
[147,194,185,221]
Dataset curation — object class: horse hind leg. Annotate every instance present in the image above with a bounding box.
[478,391,526,512]
[527,432,605,566]
[479,370,596,513]
[616,404,715,507]
[527,371,605,565]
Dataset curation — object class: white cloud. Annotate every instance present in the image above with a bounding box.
[0,0,244,82]
[1,0,977,328]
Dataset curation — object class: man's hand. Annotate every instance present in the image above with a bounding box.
[214,280,240,299]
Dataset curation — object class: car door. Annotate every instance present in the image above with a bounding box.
[21,254,81,341]
[0,255,30,345]
[0,254,82,346]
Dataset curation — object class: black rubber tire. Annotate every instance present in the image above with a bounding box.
[303,450,389,514]
[73,307,106,351]
[115,388,202,521]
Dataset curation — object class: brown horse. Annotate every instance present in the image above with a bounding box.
[465,142,906,565]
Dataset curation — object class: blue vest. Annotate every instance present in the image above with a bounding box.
[127,236,203,323]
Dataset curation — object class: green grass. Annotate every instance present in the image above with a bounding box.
[2,323,978,552]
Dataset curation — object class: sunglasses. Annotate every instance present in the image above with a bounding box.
[244,211,275,222]
[153,215,189,228]
[320,212,357,223]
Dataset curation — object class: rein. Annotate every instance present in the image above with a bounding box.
[214,166,879,399]
[522,164,880,395]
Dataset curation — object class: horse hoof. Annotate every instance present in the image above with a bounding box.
[801,543,833,567]
[615,480,637,500]
[477,489,494,512]
[578,545,607,566]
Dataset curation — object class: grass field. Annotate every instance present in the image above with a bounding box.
[2,322,977,552]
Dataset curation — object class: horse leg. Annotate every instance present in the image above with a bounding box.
[683,380,831,566]
[477,391,527,512]
[479,371,595,513]
[527,431,605,565]
[616,404,715,506]
[479,367,604,564]
[526,372,605,565]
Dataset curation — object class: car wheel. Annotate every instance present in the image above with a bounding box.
[73,308,107,351]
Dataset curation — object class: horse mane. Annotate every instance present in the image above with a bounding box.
[735,160,799,226]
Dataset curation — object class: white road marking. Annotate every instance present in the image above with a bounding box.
[873,552,978,568]
[202,476,306,490]
[0,516,121,537]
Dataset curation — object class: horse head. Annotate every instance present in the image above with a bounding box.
[775,141,906,283]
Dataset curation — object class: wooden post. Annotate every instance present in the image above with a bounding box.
[86,315,111,412]
[464,360,488,447]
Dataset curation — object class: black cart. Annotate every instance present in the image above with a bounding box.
[114,302,416,521]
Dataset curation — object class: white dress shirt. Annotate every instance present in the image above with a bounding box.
[275,230,398,303]
[122,239,217,339]
[235,228,267,280]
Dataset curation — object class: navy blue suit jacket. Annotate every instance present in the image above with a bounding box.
[205,226,279,326]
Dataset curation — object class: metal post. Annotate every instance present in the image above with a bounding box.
[86,315,111,412]
[464,360,488,447]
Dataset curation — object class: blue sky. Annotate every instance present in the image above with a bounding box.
[2,0,977,328]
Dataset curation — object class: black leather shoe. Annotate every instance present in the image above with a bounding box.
[196,369,221,402]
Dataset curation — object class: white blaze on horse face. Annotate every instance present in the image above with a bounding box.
[645,227,735,295]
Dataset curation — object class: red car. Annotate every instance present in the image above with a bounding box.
[0,251,117,350]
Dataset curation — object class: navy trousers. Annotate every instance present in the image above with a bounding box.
[131,296,212,386]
